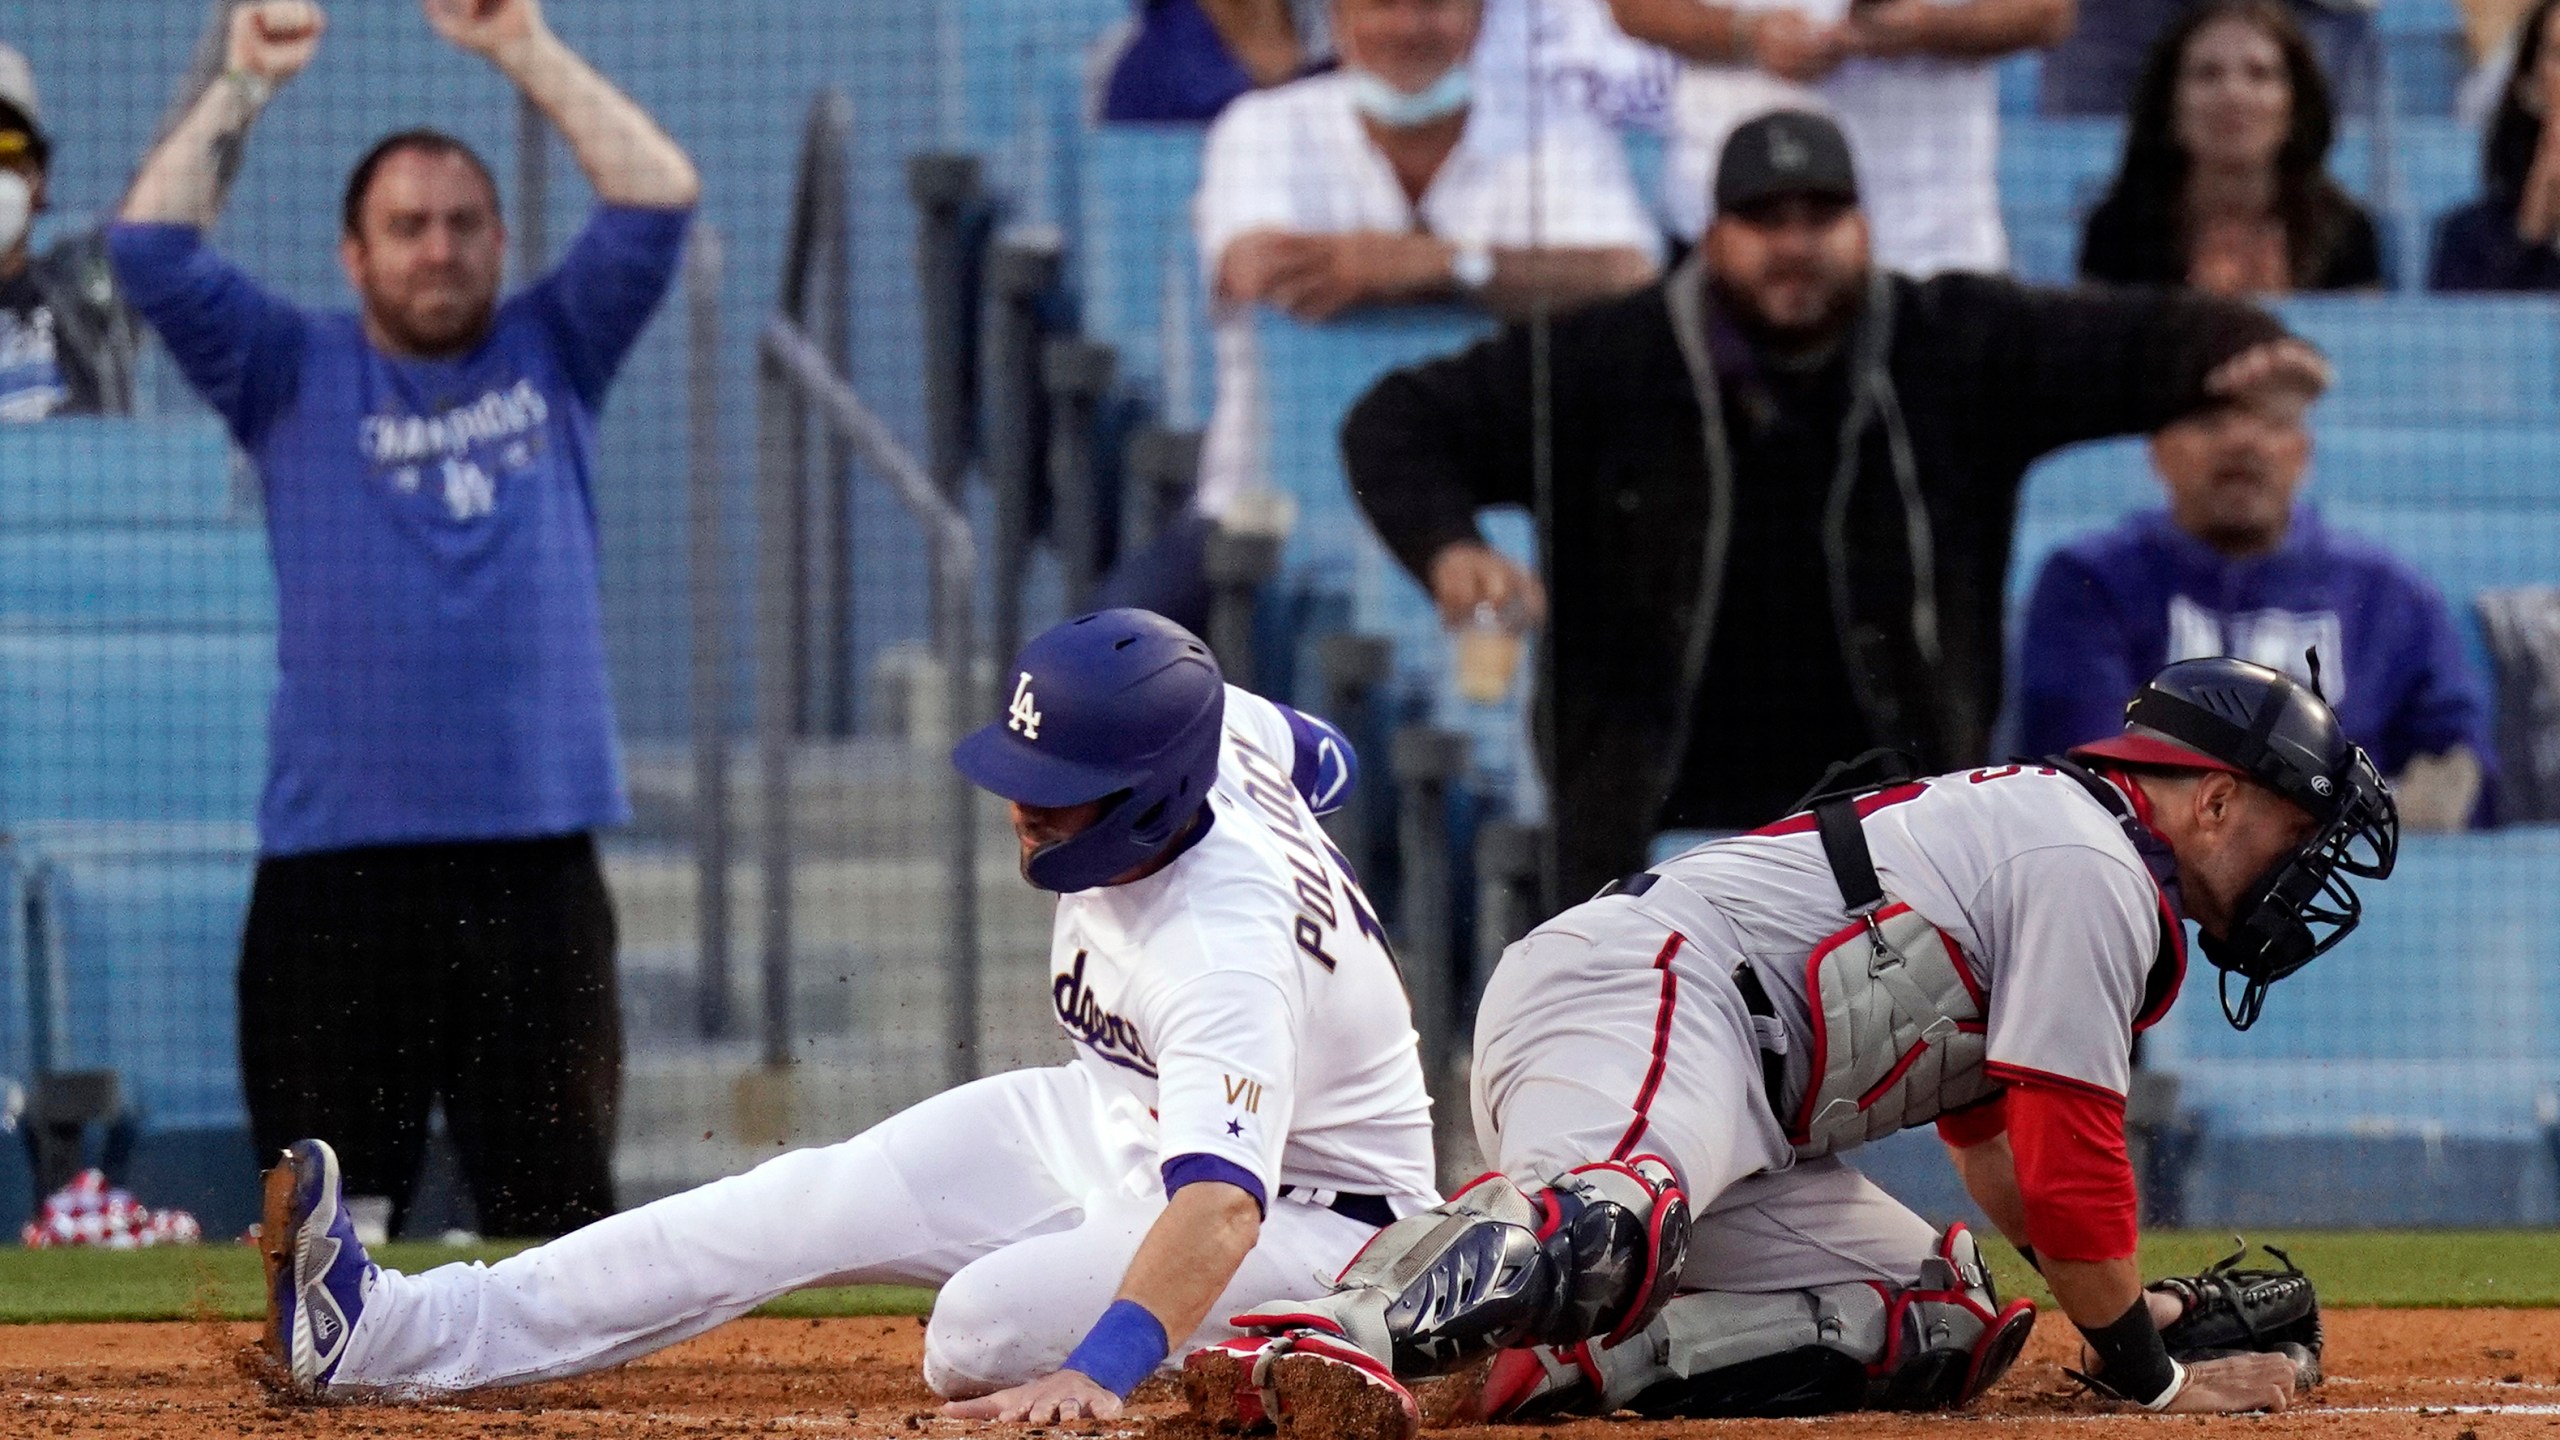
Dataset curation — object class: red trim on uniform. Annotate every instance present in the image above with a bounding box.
[1749,782,1929,837]
[1856,1038,1937,1111]
[1611,934,1687,1158]
[1982,1061,2123,1106]
[1935,1092,2010,1149]
[1939,926,1989,1012]
[1228,1310,1346,1335]
[2002,1075,2138,1263]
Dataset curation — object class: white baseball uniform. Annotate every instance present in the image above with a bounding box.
[328,687,1436,1396]
[1471,763,2180,1292]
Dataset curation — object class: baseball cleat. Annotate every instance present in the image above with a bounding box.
[259,1139,378,1394]
[1183,1329,1419,1440]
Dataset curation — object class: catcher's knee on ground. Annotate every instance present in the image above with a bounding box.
[1236,1157,1689,1377]
[1482,1224,2035,1419]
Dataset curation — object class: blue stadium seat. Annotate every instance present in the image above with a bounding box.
[1998,117,2123,218]
[0,855,28,1102]
[34,846,255,1131]
[953,0,1128,228]
[2278,295,2560,424]
[2146,829,2560,1141]
[1254,309,1542,795]
[0,417,247,529]
[0,528,276,630]
[1621,127,1667,217]
[1255,308,1498,586]
[1078,124,1209,417]
[0,632,273,824]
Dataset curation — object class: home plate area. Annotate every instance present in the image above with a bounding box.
[13,1310,2560,1440]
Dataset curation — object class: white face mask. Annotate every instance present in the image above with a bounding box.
[0,172,29,257]
[1348,64,1473,129]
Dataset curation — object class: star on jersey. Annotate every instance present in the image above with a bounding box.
[1226,1119,1245,1136]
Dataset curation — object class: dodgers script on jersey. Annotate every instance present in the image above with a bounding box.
[1048,686,1436,1206]
[1662,764,2180,1108]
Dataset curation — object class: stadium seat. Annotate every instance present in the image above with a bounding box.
[2147,829,2560,1141]
[1254,308,1498,583]
[2278,295,2560,424]
[0,417,247,529]
[0,632,274,824]
[951,0,1127,228]
[1254,309,1543,795]
[0,528,276,631]
[1077,124,1209,418]
[0,855,28,1108]
[32,845,256,1132]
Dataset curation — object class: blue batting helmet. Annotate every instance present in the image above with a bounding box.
[952,608,1226,892]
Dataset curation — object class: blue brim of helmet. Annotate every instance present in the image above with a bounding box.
[950,720,1141,808]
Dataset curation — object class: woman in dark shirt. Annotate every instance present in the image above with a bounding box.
[2079,0,2382,295]
[2428,0,2560,290]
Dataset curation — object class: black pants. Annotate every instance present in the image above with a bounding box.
[239,833,621,1237]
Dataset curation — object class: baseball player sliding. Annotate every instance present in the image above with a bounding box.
[1193,655,2392,1435]
[258,609,1437,1417]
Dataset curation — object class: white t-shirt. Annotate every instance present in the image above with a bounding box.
[1047,685,1438,1205]
[1661,0,2006,275]
[1190,70,1663,518]
[1656,764,2176,1101]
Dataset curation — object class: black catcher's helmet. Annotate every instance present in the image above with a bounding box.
[2071,655,2398,1030]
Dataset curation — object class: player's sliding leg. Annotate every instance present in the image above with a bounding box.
[272,1065,1133,1395]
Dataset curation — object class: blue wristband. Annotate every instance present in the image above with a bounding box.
[1062,1299,1171,1398]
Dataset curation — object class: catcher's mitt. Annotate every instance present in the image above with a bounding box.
[2150,1239,2323,1382]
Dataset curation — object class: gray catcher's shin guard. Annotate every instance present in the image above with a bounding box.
[1479,1223,2037,1419]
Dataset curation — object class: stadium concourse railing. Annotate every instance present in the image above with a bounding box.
[754,94,983,1088]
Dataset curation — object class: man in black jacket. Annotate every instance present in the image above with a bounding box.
[1344,109,2329,901]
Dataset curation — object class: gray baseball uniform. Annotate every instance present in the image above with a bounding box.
[1470,762,2180,1295]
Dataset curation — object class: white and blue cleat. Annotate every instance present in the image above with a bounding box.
[259,1138,379,1395]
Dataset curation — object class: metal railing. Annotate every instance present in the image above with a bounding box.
[749,95,984,1086]
[687,226,734,1042]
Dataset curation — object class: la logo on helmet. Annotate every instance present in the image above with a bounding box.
[1007,671,1044,741]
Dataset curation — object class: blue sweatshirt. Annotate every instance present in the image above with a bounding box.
[2016,505,2495,813]
[107,205,692,856]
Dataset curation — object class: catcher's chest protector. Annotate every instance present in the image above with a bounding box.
[1788,903,1993,1160]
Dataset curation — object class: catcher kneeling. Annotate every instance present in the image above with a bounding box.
[1190,657,2387,1436]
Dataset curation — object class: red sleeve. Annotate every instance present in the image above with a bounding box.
[1993,1065,2137,1263]
[1936,1091,2009,1149]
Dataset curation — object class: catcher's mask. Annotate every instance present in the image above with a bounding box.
[2071,654,2398,1030]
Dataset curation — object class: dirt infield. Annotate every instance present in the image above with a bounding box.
[10,1309,2560,1440]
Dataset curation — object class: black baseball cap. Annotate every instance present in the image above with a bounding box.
[1715,109,1857,216]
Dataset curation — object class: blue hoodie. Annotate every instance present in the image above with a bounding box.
[2016,505,2496,817]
